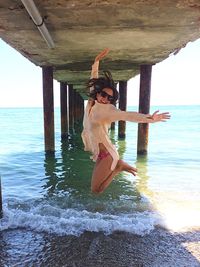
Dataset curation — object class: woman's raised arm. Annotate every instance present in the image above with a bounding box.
[91,48,110,79]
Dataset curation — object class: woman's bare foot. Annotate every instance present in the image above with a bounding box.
[116,160,137,176]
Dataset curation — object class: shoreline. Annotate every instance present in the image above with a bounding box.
[1,227,200,267]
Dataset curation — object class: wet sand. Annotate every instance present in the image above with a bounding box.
[0,228,200,267]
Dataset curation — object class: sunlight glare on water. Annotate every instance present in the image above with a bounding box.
[152,192,200,231]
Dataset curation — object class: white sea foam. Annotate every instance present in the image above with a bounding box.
[0,203,161,236]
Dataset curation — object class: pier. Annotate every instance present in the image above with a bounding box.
[0,1,199,154]
[0,2,200,265]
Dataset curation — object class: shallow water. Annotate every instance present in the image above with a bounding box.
[0,106,200,236]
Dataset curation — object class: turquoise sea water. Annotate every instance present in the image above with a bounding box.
[0,105,200,236]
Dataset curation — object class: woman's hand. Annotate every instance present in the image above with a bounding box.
[148,110,171,122]
[95,48,110,62]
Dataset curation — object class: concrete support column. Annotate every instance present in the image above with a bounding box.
[42,66,55,152]
[80,95,84,120]
[79,94,85,121]
[111,83,118,131]
[118,81,127,139]
[0,176,2,218]
[111,122,115,130]
[77,93,84,121]
[77,93,81,121]
[137,65,152,155]
[111,103,116,130]
[68,84,74,130]
[74,90,79,123]
[60,82,68,139]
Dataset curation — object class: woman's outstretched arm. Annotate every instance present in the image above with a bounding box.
[97,105,171,124]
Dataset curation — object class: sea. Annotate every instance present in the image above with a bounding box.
[0,105,200,237]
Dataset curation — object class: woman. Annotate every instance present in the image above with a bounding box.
[82,48,170,194]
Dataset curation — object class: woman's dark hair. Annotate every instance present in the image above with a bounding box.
[87,70,118,105]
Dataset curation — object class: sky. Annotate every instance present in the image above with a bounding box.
[0,38,200,107]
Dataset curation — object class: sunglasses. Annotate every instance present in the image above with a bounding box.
[99,91,114,102]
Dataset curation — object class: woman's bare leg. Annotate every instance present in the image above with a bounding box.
[91,154,113,194]
[91,156,137,194]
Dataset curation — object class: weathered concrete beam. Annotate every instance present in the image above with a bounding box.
[1,1,200,90]
[54,68,138,90]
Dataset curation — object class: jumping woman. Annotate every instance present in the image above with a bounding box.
[81,49,170,194]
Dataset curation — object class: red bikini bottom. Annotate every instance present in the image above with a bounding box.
[97,151,110,160]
